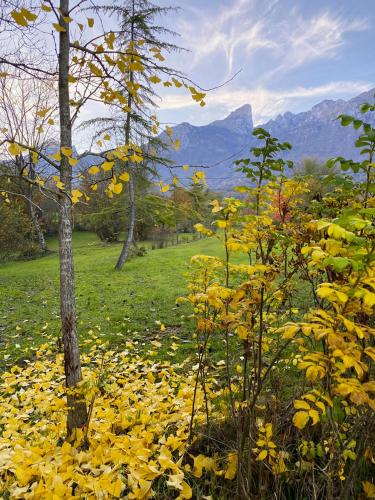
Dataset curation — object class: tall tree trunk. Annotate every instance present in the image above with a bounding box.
[29,166,48,254]
[115,1,135,271]
[173,187,179,245]
[29,197,48,253]
[115,169,136,269]
[58,0,87,435]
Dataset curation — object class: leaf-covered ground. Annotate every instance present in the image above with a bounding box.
[0,342,230,499]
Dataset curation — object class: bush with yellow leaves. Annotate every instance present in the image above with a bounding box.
[183,114,375,498]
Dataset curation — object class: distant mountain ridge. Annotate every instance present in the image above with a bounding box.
[158,87,375,190]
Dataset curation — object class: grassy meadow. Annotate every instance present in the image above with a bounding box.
[0,232,227,370]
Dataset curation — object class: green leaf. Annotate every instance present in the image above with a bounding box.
[338,114,354,126]
[324,256,351,273]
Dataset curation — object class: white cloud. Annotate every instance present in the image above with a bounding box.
[175,0,278,76]
[264,11,369,79]
[173,1,368,83]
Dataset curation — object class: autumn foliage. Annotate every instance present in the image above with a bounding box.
[184,120,375,498]
[0,2,375,497]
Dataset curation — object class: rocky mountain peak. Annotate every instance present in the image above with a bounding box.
[212,104,253,135]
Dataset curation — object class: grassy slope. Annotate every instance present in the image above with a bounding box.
[0,232,223,369]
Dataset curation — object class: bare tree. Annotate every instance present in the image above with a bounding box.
[0,77,59,253]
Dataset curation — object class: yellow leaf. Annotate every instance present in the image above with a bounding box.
[41,4,52,12]
[21,8,37,21]
[216,220,227,229]
[37,108,51,118]
[102,161,114,171]
[103,134,111,141]
[112,183,123,194]
[281,324,300,339]
[71,189,83,198]
[363,481,375,498]
[211,199,222,213]
[309,409,320,425]
[294,400,310,411]
[172,77,182,88]
[11,10,28,27]
[236,325,248,340]
[182,164,189,171]
[68,74,77,83]
[365,348,375,362]
[47,118,54,125]
[193,171,206,185]
[68,157,78,167]
[61,146,73,157]
[363,291,375,307]
[88,166,100,175]
[192,455,216,478]
[88,62,103,77]
[180,481,192,499]
[224,452,237,480]
[256,449,268,461]
[8,143,22,156]
[53,23,66,32]
[154,52,165,61]
[130,153,143,163]
[305,365,325,382]
[293,410,309,429]
[105,32,115,49]
[87,18,94,28]
[167,473,184,490]
[119,172,130,182]
[52,151,62,161]
[103,477,122,497]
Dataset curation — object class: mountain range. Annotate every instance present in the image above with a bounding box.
[158,87,375,190]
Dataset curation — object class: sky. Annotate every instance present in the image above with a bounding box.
[152,0,375,127]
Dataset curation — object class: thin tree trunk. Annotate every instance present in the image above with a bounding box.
[115,1,135,271]
[29,165,48,254]
[174,187,179,245]
[30,198,47,253]
[58,0,87,435]
[115,169,136,269]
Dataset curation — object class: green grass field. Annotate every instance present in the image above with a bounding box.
[0,232,225,370]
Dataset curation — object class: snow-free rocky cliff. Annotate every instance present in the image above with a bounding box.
[157,88,375,190]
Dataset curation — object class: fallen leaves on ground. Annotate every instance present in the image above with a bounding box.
[0,343,212,499]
